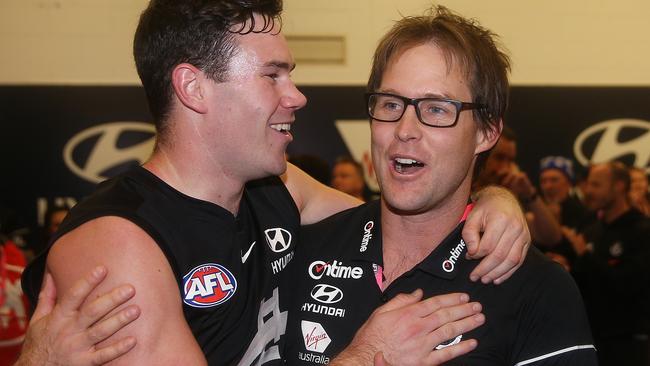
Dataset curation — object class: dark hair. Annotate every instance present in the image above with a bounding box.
[367,5,510,133]
[134,0,283,136]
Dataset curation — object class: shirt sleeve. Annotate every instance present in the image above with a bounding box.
[510,262,598,366]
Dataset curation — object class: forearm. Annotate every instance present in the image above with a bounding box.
[283,162,362,225]
[302,185,363,225]
[329,346,376,366]
[471,184,516,203]
[524,196,562,246]
[14,352,45,366]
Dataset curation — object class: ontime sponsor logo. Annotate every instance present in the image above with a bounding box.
[360,221,374,252]
[308,260,363,280]
[441,239,466,273]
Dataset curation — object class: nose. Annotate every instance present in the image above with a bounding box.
[281,82,307,111]
[394,104,422,142]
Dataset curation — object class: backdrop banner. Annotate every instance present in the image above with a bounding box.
[1,86,649,252]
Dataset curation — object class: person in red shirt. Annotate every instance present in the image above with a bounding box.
[0,239,29,366]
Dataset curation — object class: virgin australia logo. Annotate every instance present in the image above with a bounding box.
[63,122,156,183]
[574,119,650,173]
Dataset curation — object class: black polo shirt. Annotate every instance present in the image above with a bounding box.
[285,199,597,365]
[572,208,650,340]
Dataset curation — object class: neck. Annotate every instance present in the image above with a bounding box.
[380,193,468,285]
[603,197,630,224]
[144,142,245,215]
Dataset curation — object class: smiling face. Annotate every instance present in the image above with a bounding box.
[540,169,572,203]
[371,43,499,215]
[201,16,307,182]
[630,168,649,200]
[584,164,617,212]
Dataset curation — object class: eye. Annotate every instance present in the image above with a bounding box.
[382,101,402,111]
[427,106,445,114]
[421,100,452,116]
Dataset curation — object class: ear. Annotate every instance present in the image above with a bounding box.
[474,119,503,155]
[170,63,208,114]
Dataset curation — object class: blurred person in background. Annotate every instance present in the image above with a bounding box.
[565,161,650,366]
[331,156,374,202]
[0,206,29,366]
[474,127,563,247]
[629,166,650,216]
[20,206,72,262]
[539,156,592,230]
[538,156,594,271]
[44,207,69,239]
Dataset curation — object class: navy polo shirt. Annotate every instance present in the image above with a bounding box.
[285,199,597,365]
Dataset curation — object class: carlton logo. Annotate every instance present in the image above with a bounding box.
[182,263,237,308]
[309,260,363,280]
[359,221,374,252]
[574,119,650,173]
[63,122,156,183]
[441,239,466,273]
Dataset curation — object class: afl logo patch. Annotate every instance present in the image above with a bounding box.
[182,263,237,308]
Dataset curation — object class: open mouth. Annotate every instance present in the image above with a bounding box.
[394,157,424,174]
[270,123,291,135]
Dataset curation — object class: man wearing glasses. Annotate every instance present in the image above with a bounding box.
[284,6,597,365]
[14,1,534,365]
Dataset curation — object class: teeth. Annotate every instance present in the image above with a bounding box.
[271,123,291,132]
[395,158,420,165]
[394,157,423,174]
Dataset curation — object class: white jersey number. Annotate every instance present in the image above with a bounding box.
[238,287,287,366]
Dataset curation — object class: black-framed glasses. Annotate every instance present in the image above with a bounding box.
[365,92,485,128]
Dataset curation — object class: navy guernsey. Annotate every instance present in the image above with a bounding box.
[23,166,299,365]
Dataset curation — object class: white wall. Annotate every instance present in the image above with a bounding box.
[1,0,649,85]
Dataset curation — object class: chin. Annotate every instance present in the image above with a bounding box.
[383,193,432,215]
[246,159,287,182]
[269,159,288,176]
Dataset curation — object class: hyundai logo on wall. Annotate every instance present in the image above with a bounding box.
[63,122,156,183]
[574,119,650,173]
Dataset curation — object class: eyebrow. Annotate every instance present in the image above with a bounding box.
[263,61,296,72]
[379,88,454,100]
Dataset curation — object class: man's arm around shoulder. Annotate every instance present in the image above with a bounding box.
[282,162,362,225]
[46,216,207,365]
